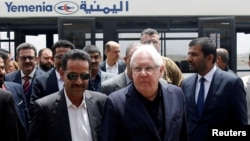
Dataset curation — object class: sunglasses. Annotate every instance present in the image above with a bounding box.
[66,72,90,81]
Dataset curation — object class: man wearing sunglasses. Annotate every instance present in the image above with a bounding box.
[28,49,107,141]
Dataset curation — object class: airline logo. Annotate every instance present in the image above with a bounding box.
[54,1,79,15]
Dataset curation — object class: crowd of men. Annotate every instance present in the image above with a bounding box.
[0,28,249,141]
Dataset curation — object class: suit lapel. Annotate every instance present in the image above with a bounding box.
[118,61,122,73]
[85,92,98,141]
[161,82,172,139]
[56,90,72,141]
[184,75,198,117]
[14,70,22,84]
[47,69,59,92]
[117,72,127,88]
[203,69,222,112]
[102,62,106,72]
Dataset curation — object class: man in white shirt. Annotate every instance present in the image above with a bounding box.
[99,41,126,74]
[28,49,107,141]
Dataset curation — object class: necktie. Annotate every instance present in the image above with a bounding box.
[197,77,205,117]
[23,76,30,94]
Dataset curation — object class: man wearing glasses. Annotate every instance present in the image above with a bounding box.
[28,49,107,141]
[5,42,44,108]
[30,40,75,111]
[100,44,187,141]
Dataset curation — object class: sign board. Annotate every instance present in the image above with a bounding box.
[0,0,249,17]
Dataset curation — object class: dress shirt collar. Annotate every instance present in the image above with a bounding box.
[55,69,61,81]
[197,65,217,83]
[21,68,35,78]
[124,70,132,85]
[105,60,118,69]
[64,89,87,108]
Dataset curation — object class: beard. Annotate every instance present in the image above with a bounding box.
[39,63,54,71]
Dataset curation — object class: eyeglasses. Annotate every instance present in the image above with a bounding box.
[18,56,35,61]
[54,55,63,60]
[66,72,90,81]
[131,66,159,73]
[143,40,160,45]
[89,55,100,60]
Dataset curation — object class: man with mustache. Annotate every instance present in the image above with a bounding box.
[28,49,107,141]
[5,43,44,108]
[37,48,54,73]
[83,45,116,92]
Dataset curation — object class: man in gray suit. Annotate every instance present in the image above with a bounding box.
[101,42,141,95]
[101,44,187,141]
[83,45,115,92]
[28,49,107,141]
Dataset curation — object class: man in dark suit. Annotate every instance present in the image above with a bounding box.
[0,89,23,141]
[101,42,141,95]
[100,44,187,141]
[181,37,248,141]
[28,49,107,141]
[5,43,44,107]
[83,45,116,92]
[0,55,29,140]
[30,40,75,108]
[99,41,126,74]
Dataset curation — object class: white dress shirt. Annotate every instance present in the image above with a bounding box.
[105,61,119,74]
[64,90,93,141]
[55,70,64,90]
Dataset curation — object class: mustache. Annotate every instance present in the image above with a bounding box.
[91,63,98,66]
[23,63,33,66]
[71,84,85,88]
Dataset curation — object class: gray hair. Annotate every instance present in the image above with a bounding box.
[130,44,163,68]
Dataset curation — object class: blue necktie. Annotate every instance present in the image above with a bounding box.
[197,77,205,117]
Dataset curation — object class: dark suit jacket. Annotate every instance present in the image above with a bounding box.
[0,89,21,141]
[100,81,187,141]
[101,72,128,95]
[30,68,59,107]
[99,60,126,74]
[5,81,29,139]
[28,89,107,141]
[181,68,248,141]
[5,69,44,107]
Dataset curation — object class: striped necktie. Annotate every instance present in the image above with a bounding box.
[23,76,31,94]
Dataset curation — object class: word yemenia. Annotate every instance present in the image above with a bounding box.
[5,2,53,12]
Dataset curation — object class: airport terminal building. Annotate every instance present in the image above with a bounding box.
[1,0,250,73]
